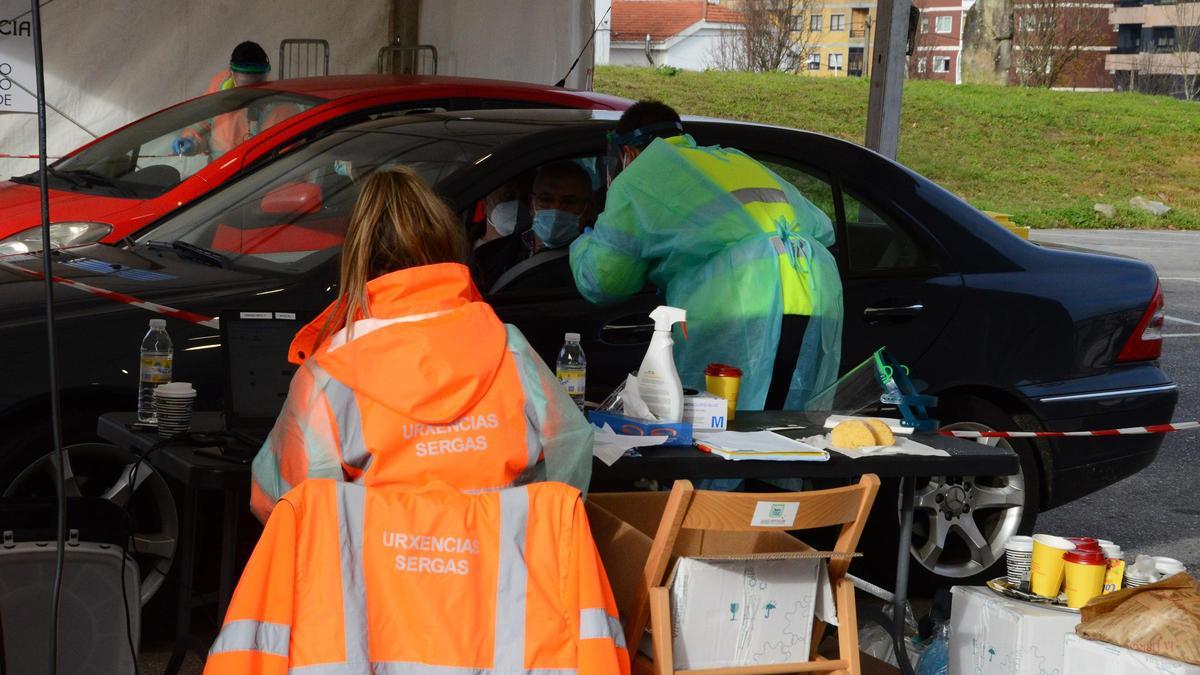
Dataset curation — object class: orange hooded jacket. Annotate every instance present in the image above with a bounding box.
[204,479,629,674]
[250,263,594,522]
[181,70,301,158]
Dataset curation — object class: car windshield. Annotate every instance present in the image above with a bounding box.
[135,121,491,276]
[14,87,324,198]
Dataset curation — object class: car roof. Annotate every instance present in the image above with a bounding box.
[256,74,629,107]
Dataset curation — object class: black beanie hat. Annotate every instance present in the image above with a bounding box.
[230,41,270,74]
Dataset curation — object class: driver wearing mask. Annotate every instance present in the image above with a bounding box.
[524,161,592,253]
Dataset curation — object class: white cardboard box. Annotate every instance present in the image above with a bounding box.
[1064,633,1200,674]
[683,393,728,431]
[669,556,835,669]
[950,585,1080,675]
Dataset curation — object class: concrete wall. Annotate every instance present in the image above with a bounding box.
[0,0,391,178]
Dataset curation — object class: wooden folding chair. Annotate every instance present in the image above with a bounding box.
[627,475,880,675]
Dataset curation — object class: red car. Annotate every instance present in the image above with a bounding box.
[0,75,628,255]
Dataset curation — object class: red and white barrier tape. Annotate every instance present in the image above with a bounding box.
[0,260,219,328]
[939,422,1199,438]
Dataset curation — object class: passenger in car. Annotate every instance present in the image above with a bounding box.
[249,166,594,522]
[526,161,593,252]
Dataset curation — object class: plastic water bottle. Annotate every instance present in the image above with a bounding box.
[556,332,586,410]
[137,319,173,423]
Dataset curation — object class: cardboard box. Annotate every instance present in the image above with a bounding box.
[683,393,728,431]
[1064,633,1200,674]
[586,410,693,447]
[950,585,1080,675]
[669,555,835,669]
[586,491,840,669]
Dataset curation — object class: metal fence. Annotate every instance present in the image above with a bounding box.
[278,39,331,80]
[376,44,438,75]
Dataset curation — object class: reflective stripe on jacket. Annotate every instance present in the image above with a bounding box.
[250,263,594,522]
[205,479,629,674]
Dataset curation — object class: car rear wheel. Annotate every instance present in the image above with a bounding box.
[859,396,1041,594]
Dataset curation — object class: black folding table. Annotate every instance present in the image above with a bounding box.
[592,411,1019,675]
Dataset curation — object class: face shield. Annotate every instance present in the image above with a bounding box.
[604,121,685,185]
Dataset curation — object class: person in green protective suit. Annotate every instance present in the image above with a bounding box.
[569,101,842,411]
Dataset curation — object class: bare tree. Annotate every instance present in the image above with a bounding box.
[1011,0,1109,87]
[1171,0,1200,100]
[712,0,824,72]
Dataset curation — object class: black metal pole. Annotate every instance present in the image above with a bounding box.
[28,0,67,672]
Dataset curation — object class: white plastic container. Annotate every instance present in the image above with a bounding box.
[637,306,686,422]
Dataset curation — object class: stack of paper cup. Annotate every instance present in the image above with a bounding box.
[1100,542,1123,560]
[1005,536,1035,589]
[1030,534,1076,597]
[1154,556,1186,578]
[154,382,196,438]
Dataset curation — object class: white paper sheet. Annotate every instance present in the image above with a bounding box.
[802,435,949,459]
[592,423,669,466]
[694,431,829,461]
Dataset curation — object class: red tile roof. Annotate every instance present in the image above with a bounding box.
[611,1,742,43]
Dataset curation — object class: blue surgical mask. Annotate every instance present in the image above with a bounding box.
[531,209,580,249]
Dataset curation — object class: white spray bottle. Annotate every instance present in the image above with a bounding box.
[637,306,687,422]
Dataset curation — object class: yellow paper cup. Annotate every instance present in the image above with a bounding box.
[704,364,743,422]
[1063,550,1107,608]
[1030,534,1075,597]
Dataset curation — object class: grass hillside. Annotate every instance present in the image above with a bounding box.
[594,67,1200,229]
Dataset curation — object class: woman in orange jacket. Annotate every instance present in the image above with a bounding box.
[250,166,594,522]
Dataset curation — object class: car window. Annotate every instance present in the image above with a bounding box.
[843,189,932,273]
[33,88,324,198]
[469,155,603,295]
[758,159,838,225]
[138,127,487,276]
[757,155,933,275]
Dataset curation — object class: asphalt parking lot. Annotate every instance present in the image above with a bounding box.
[1031,229,1199,571]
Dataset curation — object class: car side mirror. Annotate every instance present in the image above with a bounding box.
[261,182,322,215]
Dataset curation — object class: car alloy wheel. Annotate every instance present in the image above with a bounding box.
[4,443,178,606]
[907,421,1028,579]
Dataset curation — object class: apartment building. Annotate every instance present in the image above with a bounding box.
[803,3,879,77]
[1107,0,1200,97]
[1010,0,1116,89]
[910,0,969,83]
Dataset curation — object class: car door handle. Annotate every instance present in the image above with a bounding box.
[600,318,657,345]
[864,303,925,320]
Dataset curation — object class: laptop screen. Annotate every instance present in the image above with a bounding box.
[220,310,315,433]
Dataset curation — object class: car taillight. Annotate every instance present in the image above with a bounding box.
[1117,281,1165,362]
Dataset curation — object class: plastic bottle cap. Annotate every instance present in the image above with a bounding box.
[1063,549,1106,565]
[1066,537,1101,552]
[149,319,166,328]
[705,363,743,377]
[564,332,580,342]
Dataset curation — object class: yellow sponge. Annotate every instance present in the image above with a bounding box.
[864,418,895,446]
[830,418,896,449]
[830,420,877,449]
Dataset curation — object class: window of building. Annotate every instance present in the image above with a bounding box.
[933,56,951,72]
[808,51,821,70]
[935,15,953,33]
[1019,14,1036,32]
[831,14,846,31]
[811,13,822,31]
[917,57,927,73]
[829,52,844,71]
[1153,27,1176,51]
[920,17,929,33]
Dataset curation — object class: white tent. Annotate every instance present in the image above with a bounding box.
[0,0,594,177]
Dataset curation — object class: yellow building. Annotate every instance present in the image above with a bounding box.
[800,2,878,78]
